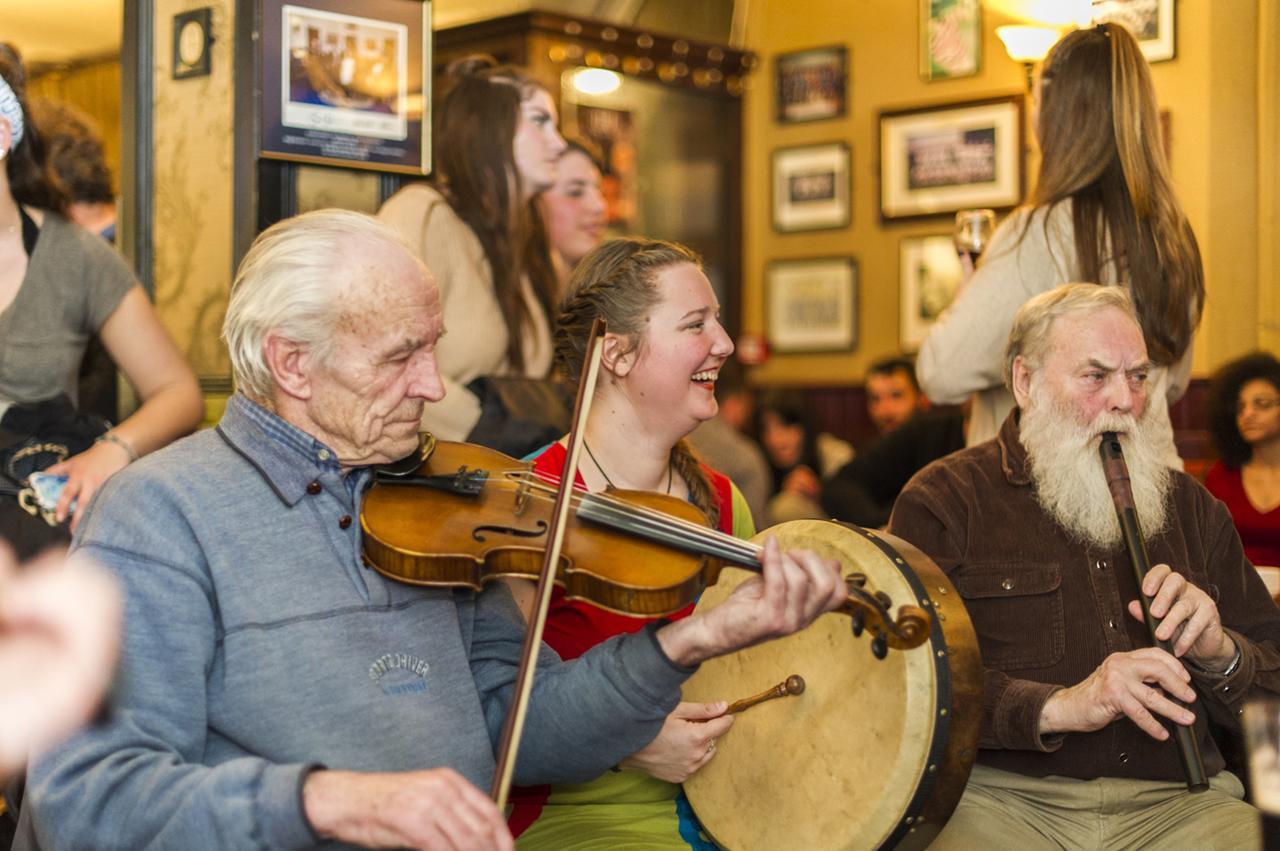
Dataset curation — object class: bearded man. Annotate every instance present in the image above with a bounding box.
[889,284,1280,849]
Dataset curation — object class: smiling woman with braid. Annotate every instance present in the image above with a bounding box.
[504,238,758,849]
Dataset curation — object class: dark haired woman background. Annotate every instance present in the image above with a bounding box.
[1206,351,1280,569]
[0,43,201,556]
[378,56,565,443]
[918,23,1203,466]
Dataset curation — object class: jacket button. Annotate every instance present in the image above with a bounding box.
[1108,619,1117,629]
[307,481,321,495]
[1095,559,1107,570]
[1001,578,1014,590]
[339,515,352,529]
[1119,752,1129,763]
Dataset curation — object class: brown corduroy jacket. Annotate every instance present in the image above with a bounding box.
[890,412,1280,782]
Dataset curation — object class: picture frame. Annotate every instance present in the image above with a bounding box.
[772,142,852,233]
[775,46,848,123]
[878,94,1024,221]
[172,8,214,80]
[899,235,963,351]
[259,0,430,174]
[1091,0,1176,63]
[920,0,982,81]
[766,257,859,354]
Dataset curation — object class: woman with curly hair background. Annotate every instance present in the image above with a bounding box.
[1205,351,1280,569]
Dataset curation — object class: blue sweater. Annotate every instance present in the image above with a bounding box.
[18,395,692,850]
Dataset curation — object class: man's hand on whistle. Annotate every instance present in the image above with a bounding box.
[1127,563,1237,671]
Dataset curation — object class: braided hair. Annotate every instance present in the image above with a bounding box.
[555,238,721,526]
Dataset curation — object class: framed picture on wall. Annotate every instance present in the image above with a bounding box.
[920,0,982,80]
[1091,0,1176,63]
[899,235,963,351]
[766,257,859,353]
[878,94,1024,221]
[773,142,851,232]
[775,46,848,123]
[259,0,431,174]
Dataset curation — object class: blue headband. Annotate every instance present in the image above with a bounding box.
[0,73,24,148]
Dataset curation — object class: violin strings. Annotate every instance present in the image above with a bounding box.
[508,475,890,622]
[406,468,892,622]
[476,469,762,564]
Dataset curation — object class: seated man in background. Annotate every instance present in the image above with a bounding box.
[688,356,772,525]
[822,405,965,528]
[865,356,927,437]
[16,210,844,851]
[890,284,1277,849]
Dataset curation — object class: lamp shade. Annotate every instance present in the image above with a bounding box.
[996,25,1061,63]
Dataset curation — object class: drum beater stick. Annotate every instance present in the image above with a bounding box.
[725,675,806,715]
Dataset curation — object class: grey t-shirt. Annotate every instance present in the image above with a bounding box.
[0,211,136,414]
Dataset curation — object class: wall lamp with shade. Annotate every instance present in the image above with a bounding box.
[996,25,1061,91]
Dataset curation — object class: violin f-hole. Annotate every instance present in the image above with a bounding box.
[473,520,549,543]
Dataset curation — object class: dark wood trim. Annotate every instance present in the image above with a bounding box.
[232,0,260,272]
[379,173,410,204]
[120,0,155,296]
[436,10,756,98]
[255,161,297,234]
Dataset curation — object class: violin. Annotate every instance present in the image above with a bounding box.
[360,437,931,655]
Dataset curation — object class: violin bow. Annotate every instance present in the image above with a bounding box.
[490,318,607,809]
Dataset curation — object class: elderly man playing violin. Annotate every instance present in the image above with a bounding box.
[14,210,846,851]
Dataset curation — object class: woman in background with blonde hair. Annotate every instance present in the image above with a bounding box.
[918,22,1203,461]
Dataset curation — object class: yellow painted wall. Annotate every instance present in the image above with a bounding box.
[152,0,236,380]
[740,0,1266,387]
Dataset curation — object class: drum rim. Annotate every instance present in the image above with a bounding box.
[851,524,957,848]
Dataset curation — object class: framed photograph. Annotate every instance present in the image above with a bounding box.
[1091,0,1175,63]
[776,46,848,123]
[259,0,430,174]
[920,0,982,80]
[878,94,1024,221]
[899,235,963,351]
[766,257,858,354]
[773,142,851,233]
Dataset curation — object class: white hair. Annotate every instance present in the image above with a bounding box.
[1020,379,1172,548]
[222,209,419,400]
[1004,283,1139,392]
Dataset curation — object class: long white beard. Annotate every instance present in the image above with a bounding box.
[1019,390,1173,549]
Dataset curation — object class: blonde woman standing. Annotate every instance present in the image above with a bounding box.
[918,23,1203,463]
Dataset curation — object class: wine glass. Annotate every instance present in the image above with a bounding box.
[953,209,996,262]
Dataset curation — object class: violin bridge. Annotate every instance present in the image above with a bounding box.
[514,480,531,515]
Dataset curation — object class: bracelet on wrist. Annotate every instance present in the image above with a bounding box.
[96,432,138,463]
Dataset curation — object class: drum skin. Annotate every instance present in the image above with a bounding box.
[682,521,982,850]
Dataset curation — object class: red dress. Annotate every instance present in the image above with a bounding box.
[1205,462,1280,567]
[507,442,738,842]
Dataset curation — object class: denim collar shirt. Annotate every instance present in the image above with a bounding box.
[18,394,692,851]
[889,412,1280,783]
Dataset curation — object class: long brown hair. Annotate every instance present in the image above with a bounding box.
[432,55,557,374]
[0,43,69,214]
[556,238,721,526]
[1027,23,1202,366]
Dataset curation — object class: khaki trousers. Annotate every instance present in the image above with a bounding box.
[930,764,1261,850]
